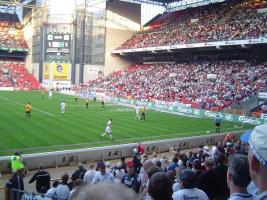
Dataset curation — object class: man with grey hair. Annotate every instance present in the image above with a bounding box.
[71,182,140,200]
[227,154,252,200]
[241,124,267,199]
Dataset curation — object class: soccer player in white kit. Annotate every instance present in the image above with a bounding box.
[135,104,140,119]
[48,90,53,100]
[60,100,66,115]
[100,119,113,140]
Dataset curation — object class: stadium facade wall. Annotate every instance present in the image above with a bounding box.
[23,21,33,74]
[83,65,104,82]
[104,0,141,75]
[0,132,243,173]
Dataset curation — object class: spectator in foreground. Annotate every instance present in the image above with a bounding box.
[92,161,114,184]
[71,182,140,200]
[5,170,24,200]
[148,172,173,200]
[197,157,216,200]
[45,180,59,198]
[83,163,96,185]
[214,154,230,200]
[244,124,267,199]
[172,169,208,200]
[71,163,86,182]
[227,154,252,200]
[55,173,71,200]
[28,164,51,193]
[121,160,141,193]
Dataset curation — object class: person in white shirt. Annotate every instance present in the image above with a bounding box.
[55,173,70,200]
[60,101,66,115]
[48,90,52,100]
[100,119,113,140]
[227,154,253,200]
[172,169,209,200]
[45,180,59,198]
[135,104,140,119]
[83,164,96,185]
[92,161,114,184]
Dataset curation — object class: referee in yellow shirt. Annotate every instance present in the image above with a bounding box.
[140,107,146,121]
[25,102,32,119]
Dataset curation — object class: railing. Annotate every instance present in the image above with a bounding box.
[0,178,61,200]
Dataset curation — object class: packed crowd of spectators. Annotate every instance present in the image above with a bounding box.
[0,12,28,49]
[5,124,267,200]
[119,0,267,49]
[84,61,267,110]
[0,62,40,90]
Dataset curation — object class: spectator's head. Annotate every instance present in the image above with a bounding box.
[204,157,214,169]
[192,159,201,170]
[173,156,178,163]
[52,180,59,188]
[148,172,173,200]
[148,166,160,179]
[74,182,140,200]
[89,163,95,170]
[97,161,106,175]
[61,173,69,184]
[155,160,162,169]
[126,160,135,175]
[227,154,251,192]
[179,169,196,189]
[217,154,226,165]
[78,163,84,170]
[245,124,267,194]
[143,160,156,173]
[166,170,175,183]
[39,164,44,170]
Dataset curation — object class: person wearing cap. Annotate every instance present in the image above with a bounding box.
[10,151,24,173]
[92,161,114,184]
[121,160,141,193]
[172,169,209,200]
[242,124,267,199]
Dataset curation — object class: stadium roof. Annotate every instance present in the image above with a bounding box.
[0,0,37,9]
[119,0,225,11]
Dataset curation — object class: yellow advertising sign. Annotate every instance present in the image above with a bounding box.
[44,63,69,80]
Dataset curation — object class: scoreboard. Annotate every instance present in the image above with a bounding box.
[46,33,71,61]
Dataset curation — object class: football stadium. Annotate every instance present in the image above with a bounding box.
[0,0,267,199]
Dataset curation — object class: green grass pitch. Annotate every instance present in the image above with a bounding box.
[0,91,254,156]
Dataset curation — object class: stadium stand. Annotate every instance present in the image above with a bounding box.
[0,12,28,50]
[0,62,40,90]
[118,0,267,49]
[83,61,267,110]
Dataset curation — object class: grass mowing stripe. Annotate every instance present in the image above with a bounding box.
[0,91,255,155]
[0,95,56,117]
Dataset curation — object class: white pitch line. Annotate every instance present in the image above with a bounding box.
[0,126,245,153]
[0,96,56,117]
